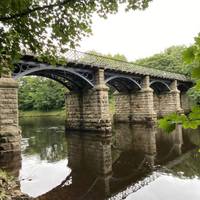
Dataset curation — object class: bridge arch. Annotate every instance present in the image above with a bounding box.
[150,80,170,94]
[105,75,141,92]
[13,62,94,91]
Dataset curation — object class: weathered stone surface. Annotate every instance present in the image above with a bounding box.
[65,68,111,132]
[154,89,183,117]
[180,92,191,114]
[114,76,157,123]
[0,77,20,153]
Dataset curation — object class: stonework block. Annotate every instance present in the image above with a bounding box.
[65,86,111,132]
[0,77,20,153]
[114,88,156,123]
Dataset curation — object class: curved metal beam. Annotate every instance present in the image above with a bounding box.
[13,62,94,88]
[28,74,75,91]
[150,80,171,91]
[105,75,141,90]
[30,71,81,91]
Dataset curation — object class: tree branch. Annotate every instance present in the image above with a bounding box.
[0,0,69,21]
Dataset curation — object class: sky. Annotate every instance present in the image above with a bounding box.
[79,0,200,61]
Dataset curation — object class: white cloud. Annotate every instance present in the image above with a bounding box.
[79,0,200,61]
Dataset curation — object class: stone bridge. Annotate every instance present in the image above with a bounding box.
[0,50,193,153]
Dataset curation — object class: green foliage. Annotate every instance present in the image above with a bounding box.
[0,0,152,75]
[159,33,200,132]
[135,45,195,75]
[19,76,67,111]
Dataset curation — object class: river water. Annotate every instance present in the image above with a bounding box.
[2,116,200,199]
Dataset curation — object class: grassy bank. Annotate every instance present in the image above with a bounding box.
[19,109,65,117]
[19,99,115,118]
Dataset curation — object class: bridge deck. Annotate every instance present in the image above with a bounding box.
[19,50,190,82]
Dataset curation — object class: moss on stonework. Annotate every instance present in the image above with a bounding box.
[0,170,31,200]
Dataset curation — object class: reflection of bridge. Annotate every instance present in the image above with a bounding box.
[0,50,193,153]
[32,123,186,199]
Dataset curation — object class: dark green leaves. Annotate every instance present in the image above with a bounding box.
[0,0,152,76]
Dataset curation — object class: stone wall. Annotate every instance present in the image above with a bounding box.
[114,93,131,122]
[66,68,111,132]
[154,90,183,117]
[67,133,112,175]
[114,76,156,123]
[65,92,82,130]
[130,88,156,122]
[180,92,191,113]
[0,78,21,153]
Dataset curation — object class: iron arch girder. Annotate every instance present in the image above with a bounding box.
[12,61,95,88]
[105,75,142,92]
[37,69,89,89]
[29,71,81,91]
[28,73,78,91]
[150,80,171,94]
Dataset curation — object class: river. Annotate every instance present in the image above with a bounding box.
[3,116,200,199]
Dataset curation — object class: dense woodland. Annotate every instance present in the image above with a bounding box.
[18,45,199,112]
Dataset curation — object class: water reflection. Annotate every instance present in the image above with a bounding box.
[20,116,68,162]
[0,116,200,199]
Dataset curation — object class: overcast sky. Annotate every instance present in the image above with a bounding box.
[79,0,200,61]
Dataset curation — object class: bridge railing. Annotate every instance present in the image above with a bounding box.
[64,50,188,81]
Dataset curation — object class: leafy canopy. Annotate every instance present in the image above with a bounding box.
[0,0,152,75]
[19,76,66,111]
[134,45,195,75]
[159,33,200,132]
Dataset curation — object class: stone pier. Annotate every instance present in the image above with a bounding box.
[114,76,156,123]
[154,80,183,117]
[0,73,21,153]
[180,92,191,114]
[65,68,111,132]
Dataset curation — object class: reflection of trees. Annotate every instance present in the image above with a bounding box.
[20,117,68,162]
[171,150,200,179]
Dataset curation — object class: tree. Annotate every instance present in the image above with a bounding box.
[134,45,195,75]
[19,76,67,111]
[0,0,152,76]
[135,45,200,104]
[159,33,200,132]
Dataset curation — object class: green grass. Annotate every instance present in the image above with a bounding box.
[19,99,115,118]
[19,109,65,117]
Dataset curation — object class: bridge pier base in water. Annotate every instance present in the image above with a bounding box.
[0,75,21,153]
[114,76,157,123]
[65,68,111,132]
[154,80,183,117]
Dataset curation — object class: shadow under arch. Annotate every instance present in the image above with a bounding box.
[150,80,171,94]
[105,76,141,93]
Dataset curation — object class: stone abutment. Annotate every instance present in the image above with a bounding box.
[0,75,21,154]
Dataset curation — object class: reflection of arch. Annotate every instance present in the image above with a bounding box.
[150,80,170,94]
[105,76,141,92]
[13,63,94,91]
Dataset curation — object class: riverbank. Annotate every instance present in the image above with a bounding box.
[19,101,115,117]
[0,170,32,200]
[19,109,65,117]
